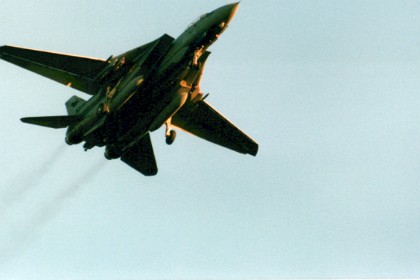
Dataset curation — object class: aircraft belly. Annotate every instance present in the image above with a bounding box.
[108,76,143,112]
[149,90,188,132]
[112,85,189,153]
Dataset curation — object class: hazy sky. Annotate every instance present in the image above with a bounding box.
[1,0,420,279]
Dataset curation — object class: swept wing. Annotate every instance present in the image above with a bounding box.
[172,101,258,156]
[0,45,108,95]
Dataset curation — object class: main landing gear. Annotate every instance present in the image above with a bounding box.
[166,130,176,145]
[165,118,176,145]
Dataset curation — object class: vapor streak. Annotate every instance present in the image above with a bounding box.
[0,144,67,210]
[0,159,105,264]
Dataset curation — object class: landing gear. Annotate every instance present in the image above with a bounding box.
[192,46,204,67]
[166,130,176,145]
[165,118,176,145]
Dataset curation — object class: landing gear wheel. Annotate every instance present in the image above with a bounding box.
[166,130,176,145]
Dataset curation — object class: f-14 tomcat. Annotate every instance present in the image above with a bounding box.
[0,2,258,176]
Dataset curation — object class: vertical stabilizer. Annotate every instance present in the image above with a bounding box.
[66,95,86,115]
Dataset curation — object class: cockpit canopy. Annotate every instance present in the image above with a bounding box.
[185,11,214,30]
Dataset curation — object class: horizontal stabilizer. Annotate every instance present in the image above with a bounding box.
[21,115,82,129]
[121,133,158,176]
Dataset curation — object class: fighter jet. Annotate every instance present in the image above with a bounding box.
[0,2,258,176]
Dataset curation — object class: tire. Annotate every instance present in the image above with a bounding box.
[166,130,176,145]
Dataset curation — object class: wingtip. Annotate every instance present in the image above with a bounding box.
[249,143,259,156]
[144,167,158,176]
[147,169,158,176]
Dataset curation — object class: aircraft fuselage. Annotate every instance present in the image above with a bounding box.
[2,2,258,176]
[65,3,239,158]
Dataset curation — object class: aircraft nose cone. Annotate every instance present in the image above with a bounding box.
[224,2,239,23]
[217,2,239,26]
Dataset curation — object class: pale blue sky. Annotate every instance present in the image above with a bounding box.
[1,0,420,279]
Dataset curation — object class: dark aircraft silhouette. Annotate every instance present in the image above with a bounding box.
[0,3,258,176]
